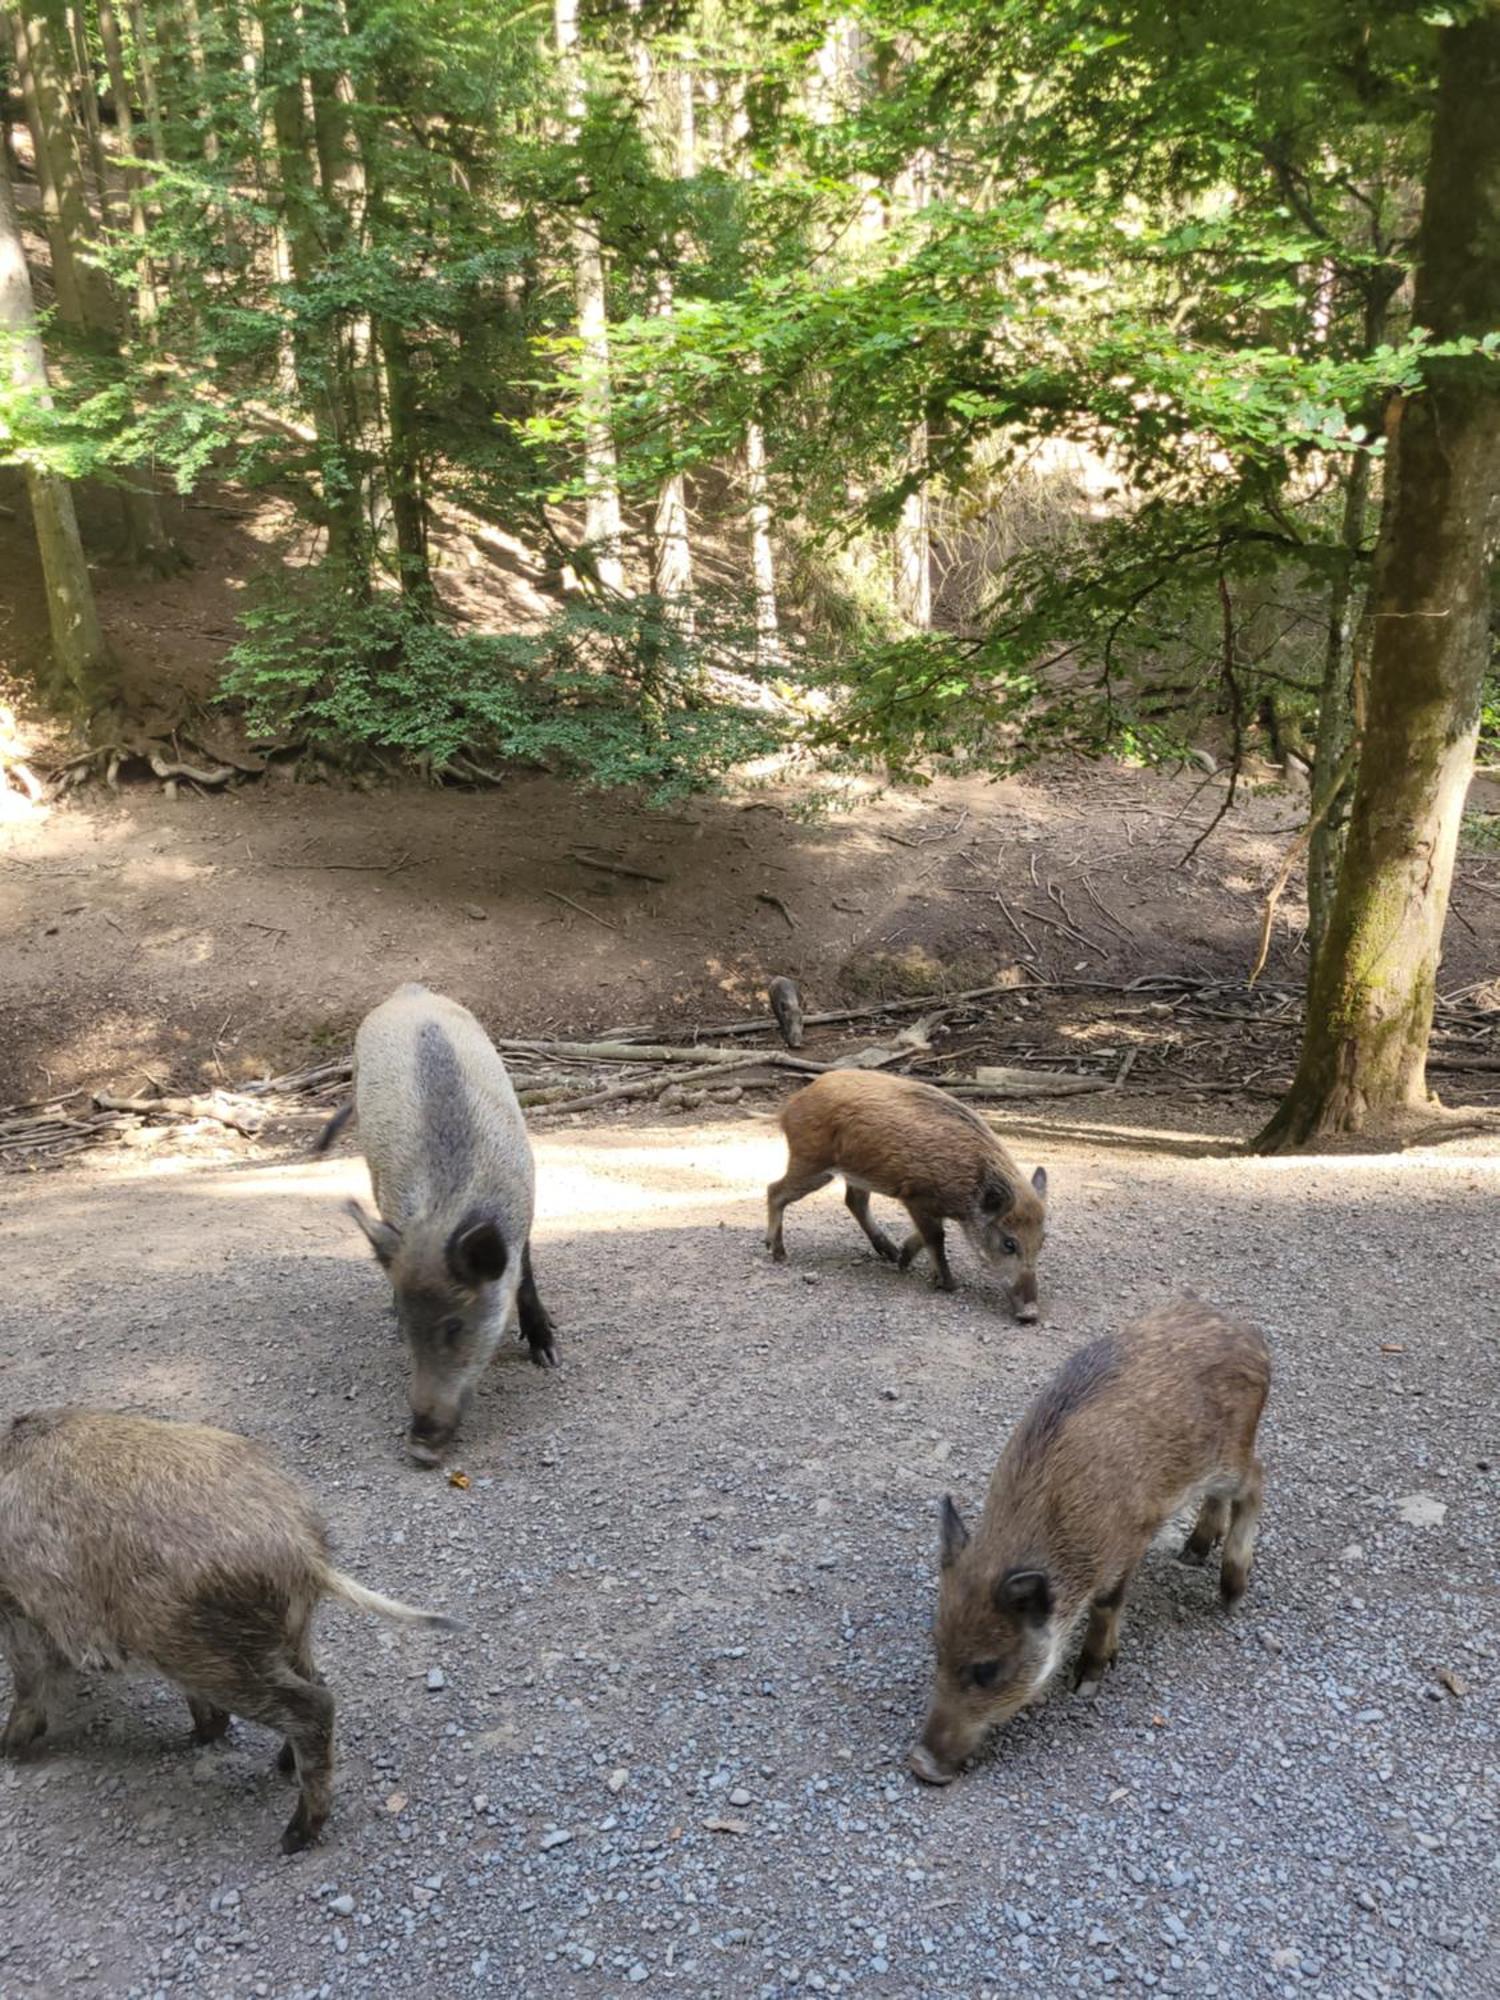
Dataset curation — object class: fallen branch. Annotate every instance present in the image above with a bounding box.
[570,851,668,885]
[542,887,621,932]
[756,890,798,929]
[92,1090,265,1135]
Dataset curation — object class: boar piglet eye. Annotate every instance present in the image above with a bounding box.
[969,1660,1001,1690]
[1001,1235,1019,1257]
[441,1316,465,1345]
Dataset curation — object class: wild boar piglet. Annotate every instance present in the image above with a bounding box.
[767,1069,1048,1321]
[0,1409,452,1851]
[320,982,556,1464]
[911,1298,1270,1784]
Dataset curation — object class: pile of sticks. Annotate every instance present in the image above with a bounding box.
[4,970,1495,1171]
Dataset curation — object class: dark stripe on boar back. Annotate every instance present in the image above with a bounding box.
[416,1021,475,1206]
[1013,1336,1121,1462]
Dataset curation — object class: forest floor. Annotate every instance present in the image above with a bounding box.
[0,1109,1496,1999]
[4,746,1500,1128]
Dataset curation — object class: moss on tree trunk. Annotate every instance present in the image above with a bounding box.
[1256,7,1500,1150]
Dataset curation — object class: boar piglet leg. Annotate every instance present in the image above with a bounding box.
[1219,1458,1265,1604]
[0,1613,65,1757]
[765,1167,834,1261]
[844,1185,900,1264]
[517,1244,558,1367]
[897,1203,956,1291]
[1180,1492,1230,1566]
[1074,1569,1134,1697]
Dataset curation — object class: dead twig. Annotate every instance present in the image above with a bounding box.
[756,891,798,930]
[1180,573,1245,865]
[570,851,668,884]
[542,887,621,933]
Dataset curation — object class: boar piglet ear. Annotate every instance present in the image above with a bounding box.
[978,1170,1013,1216]
[348,1200,401,1267]
[939,1494,971,1567]
[1031,1165,1047,1201]
[447,1216,507,1286]
[994,1568,1053,1624]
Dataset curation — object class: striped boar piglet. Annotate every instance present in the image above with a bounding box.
[910,1298,1270,1784]
[0,1409,453,1851]
[766,1069,1048,1320]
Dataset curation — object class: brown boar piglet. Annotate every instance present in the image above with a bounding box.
[0,1410,454,1852]
[911,1298,1270,1784]
[766,1069,1048,1321]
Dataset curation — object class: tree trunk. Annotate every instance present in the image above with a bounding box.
[745,410,782,670]
[98,0,160,331]
[628,6,695,628]
[1304,446,1371,962]
[0,154,111,704]
[265,7,369,594]
[895,428,932,628]
[8,0,177,569]
[554,0,624,592]
[65,3,113,228]
[1255,9,1500,1150]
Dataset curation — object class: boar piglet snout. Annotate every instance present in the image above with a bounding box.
[909,1301,1271,1785]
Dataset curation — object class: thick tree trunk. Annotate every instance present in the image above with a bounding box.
[1255,9,1500,1150]
[0,156,111,703]
[555,0,624,592]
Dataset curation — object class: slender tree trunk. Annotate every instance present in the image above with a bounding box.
[1304,447,1371,961]
[179,0,221,164]
[98,0,159,331]
[745,407,782,670]
[628,6,694,627]
[265,7,369,593]
[0,155,111,703]
[65,3,113,228]
[895,427,932,628]
[554,0,624,592]
[1255,9,1500,1150]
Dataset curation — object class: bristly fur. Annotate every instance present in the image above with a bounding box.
[0,1409,450,1851]
[348,984,555,1455]
[914,1299,1271,1782]
[766,1068,1047,1316]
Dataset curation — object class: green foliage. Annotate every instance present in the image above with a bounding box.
[221,585,784,800]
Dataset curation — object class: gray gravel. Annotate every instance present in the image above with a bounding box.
[0,1113,1496,1999]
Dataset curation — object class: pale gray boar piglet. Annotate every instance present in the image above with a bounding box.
[911,1298,1270,1784]
[325,982,555,1464]
[0,1409,452,1852]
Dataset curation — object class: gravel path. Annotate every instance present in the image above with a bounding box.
[0,1112,1496,1999]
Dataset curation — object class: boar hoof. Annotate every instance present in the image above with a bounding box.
[279,1810,321,1855]
[1013,1301,1039,1324]
[907,1743,958,1787]
[528,1340,559,1370]
[406,1435,443,1470]
[0,1714,48,1759]
[768,1243,787,1264]
[188,1699,231,1745]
